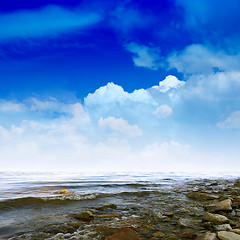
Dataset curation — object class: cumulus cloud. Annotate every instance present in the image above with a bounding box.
[99,116,142,137]
[84,75,185,127]
[0,5,101,41]
[126,43,161,70]
[85,82,153,106]
[154,105,173,119]
[151,75,185,92]
[217,111,240,129]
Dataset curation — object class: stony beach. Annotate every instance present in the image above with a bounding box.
[1,173,240,239]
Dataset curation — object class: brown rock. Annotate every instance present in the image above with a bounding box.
[232,229,240,234]
[218,231,240,240]
[163,212,174,217]
[75,211,94,221]
[105,228,140,240]
[203,212,229,224]
[153,231,165,237]
[195,232,217,240]
[187,192,219,200]
[96,203,117,211]
[206,199,232,212]
[180,231,197,239]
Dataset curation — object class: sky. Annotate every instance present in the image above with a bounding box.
[0,0,240,172]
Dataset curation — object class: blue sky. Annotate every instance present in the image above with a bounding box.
[1,0,240,172]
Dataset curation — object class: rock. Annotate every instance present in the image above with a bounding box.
[202,222,214,231]
[214,224,232,231]
[180,231,197,239]
[60,189,71,194]
[218,231,240,240]
[97,203,117,211]
[232,229,240,234]
[98,213,121,219]
[206,199,232,212]
[163,212,174,217]
[187,192,219,200]
[195,232,217,240]
[105,228,140,240]
[178,218,193,227]
[203,212,229,224]
[75,211,94,221]
[153,231,165,237]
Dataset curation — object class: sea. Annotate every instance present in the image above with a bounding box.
[0,171,239,239]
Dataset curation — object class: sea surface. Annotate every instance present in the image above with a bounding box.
[0,171,239,239]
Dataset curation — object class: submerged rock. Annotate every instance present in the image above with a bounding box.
[218,231,240,240]
[180,231,197,239]
[202,212,229,224]
[75,211,94,221]
[96,203,117,211]
[98,213,121,219]
[153,231,165,237]
[206,199,232,212]
[105,228,140,240]
[187,192,219,200]
[178,218,193,227]
[195,232,217,240]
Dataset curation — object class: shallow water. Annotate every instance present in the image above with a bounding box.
[0,171,239,239]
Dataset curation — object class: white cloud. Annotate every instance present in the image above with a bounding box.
[99,116,142,138]
[0,101,25,112]
[0,119,192,172]
[151,75,185,92]
[154,104,173,119]
[85,82,153,106]
[126,43,161,70]
[1,73,240,172]
[217,111,240,129]
[0,5,101,40]
[168,44,240,74]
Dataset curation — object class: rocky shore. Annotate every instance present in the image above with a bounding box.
[8,177,240,240]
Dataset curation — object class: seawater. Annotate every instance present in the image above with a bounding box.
[0,171,239,239]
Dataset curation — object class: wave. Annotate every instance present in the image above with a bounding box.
[0,189,164,211]
[0,193,100,211]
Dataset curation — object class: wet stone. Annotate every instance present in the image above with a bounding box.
[153,231,165,237]
[195,232,218,240]
[178,218,193,228]
[187,192,219,200]
[202,212,229,224]
[214,224,232,231]
[96,203,117,211]
[180,231,197,239]
[218,231,240,240]
[206,199,232,212]
[105,228,141,240]
[75,211,94,221]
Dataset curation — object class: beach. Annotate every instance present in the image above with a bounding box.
[0,172,240,239]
